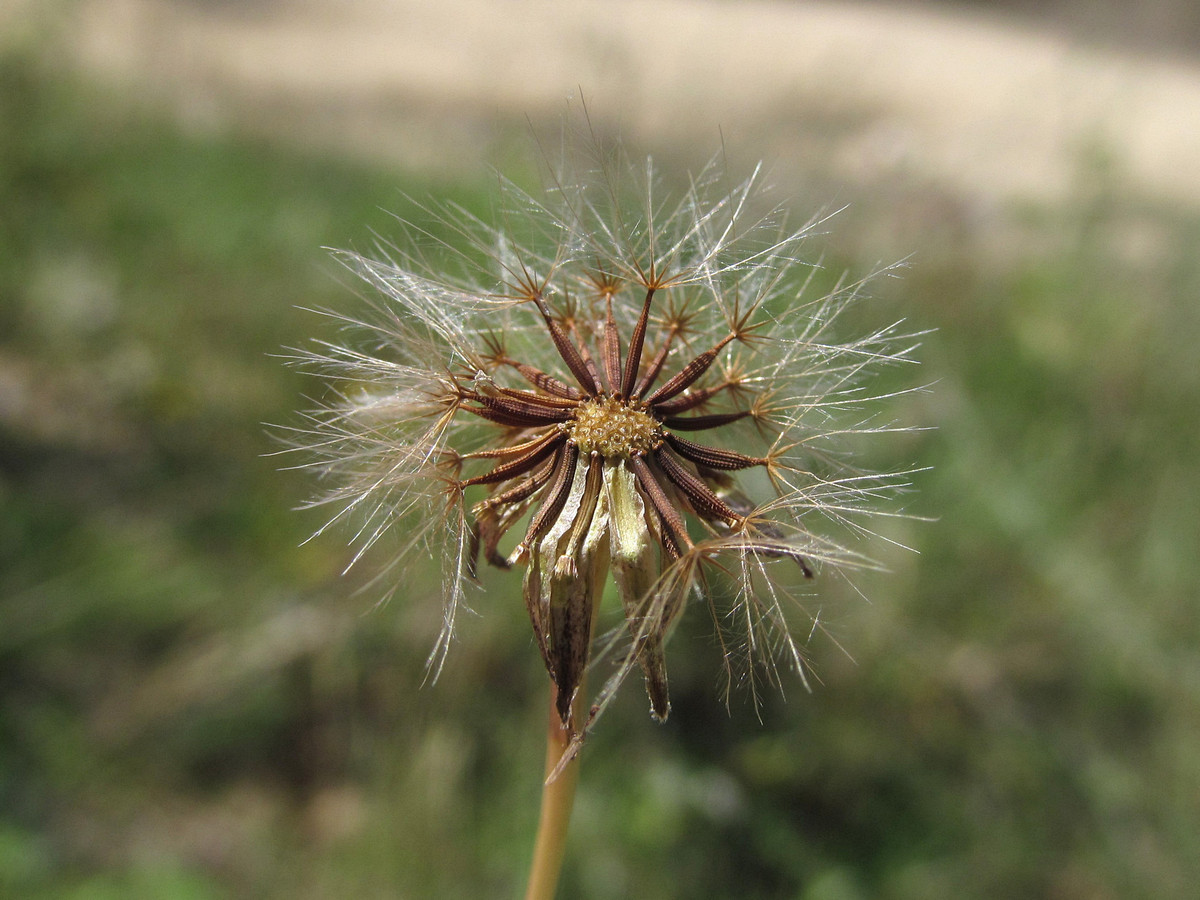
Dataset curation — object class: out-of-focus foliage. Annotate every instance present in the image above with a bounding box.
[2,47,1199,900]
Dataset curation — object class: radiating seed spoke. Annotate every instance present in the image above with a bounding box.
[629,453,692,555]
[619,287,657,399]
[461,391,574,427]
[603,296,622,393]
[471,457,557,515]
[463,430,563,460]
[632,339,672,400]
[533,298,601,394]
[489,385,580,410]
[460,430,564,487]
[645,334,735,405]
[507,361,582,400]
[661,410,751,432]
[521,443,581,549]
[653,447,743,525]
[652,381,734,415]
[664,432,764,471]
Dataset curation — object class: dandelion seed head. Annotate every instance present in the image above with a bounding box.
[282,122,923,759]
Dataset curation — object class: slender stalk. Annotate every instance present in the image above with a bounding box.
[523,684,584,900]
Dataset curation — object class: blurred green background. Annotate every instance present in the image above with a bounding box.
[3,3,1200,898]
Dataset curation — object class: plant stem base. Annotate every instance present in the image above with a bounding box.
[524,685,582,900]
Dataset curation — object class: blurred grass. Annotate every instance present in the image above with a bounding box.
[2,45,1200,900]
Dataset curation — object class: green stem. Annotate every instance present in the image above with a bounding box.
[523,684,583,900]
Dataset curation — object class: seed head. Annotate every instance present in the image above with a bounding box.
[282,131,921,767]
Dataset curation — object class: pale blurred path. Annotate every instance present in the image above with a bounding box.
[20,0,1200,209]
